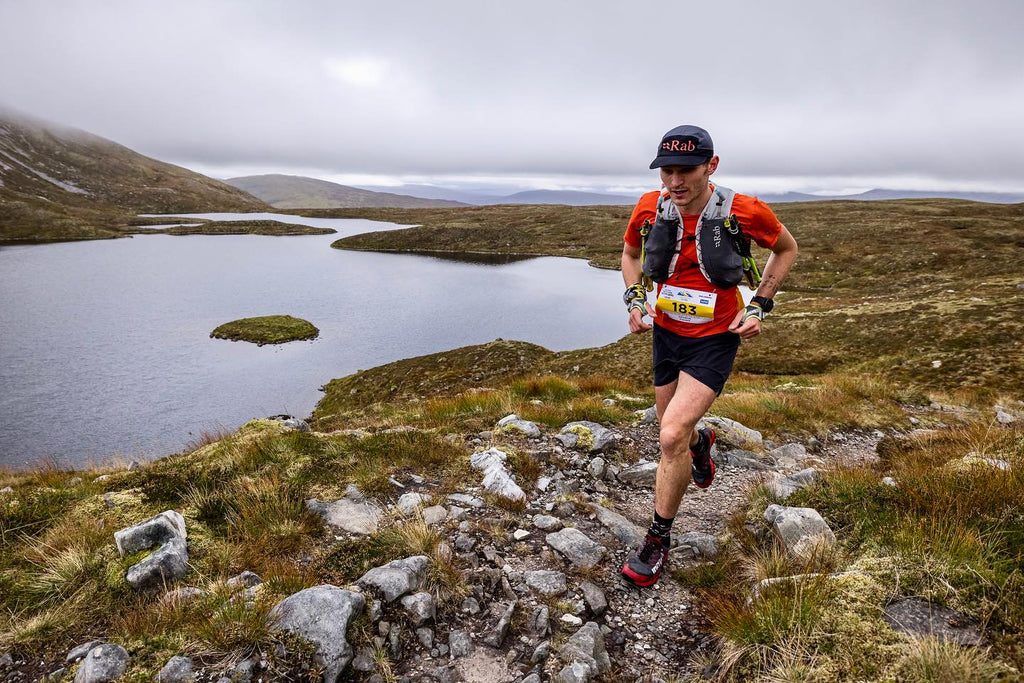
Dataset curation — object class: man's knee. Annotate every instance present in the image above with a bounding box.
[660,422,695,460]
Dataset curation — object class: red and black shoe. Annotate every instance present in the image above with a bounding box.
[621,533,669,587]
[691,427,716,489]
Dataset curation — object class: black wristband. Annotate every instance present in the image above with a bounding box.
[751,295,774,313]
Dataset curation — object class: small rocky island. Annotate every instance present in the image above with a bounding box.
[210,315,319,345]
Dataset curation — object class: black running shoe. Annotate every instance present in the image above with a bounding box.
[621,533,669,587]
[691,427,716,489]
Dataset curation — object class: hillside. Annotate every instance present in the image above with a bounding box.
[225,174,468,209]
[0,108,268,242]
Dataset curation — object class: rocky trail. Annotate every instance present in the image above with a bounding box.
[3,412,892,683]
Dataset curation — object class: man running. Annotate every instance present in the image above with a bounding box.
[620,125,798,586]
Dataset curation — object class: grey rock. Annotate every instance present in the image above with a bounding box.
[470,448,526,501]
[579,582,607,617]
[639,406,658,425]
[789,468,820,485]
[556,661,592,683]
[555,621,610,682]
[561,421,618,453]
[460,596,481,614]
[882,476,898,487]
[447,493,485,508]
[882,597,982,646]
[226,570,262,591]
[536,476,553,492]
[589,503,645,546]
[67,641,105,664]
[448,630,474,659]
[524,570,568,596]
[268,585,366,682]
[702,415,762,450]
[604,464,620,481]
[401,591,436,626]
[497,414,542,438]
[531,641,552,665]
[422,505,449,525]
[725,450,773,470]
[995,407,1016,425]
[73,644,129,683]
[358,555,430,602]
[306,496,382,536]
[156,655,195,682]
[770,443,808,462]
[554,433,578,449]
[617,462,658,487]
[533,514,562,531]
[125,537,189,590]
[586,458,606,479]
[128,460,142,471]
[269,414,311,432]
[484,601,517,648]
[228,657,259,683]
[766,468,820,501]
[0,651,12,668]
[546,528,606,569]
[530,605,551,636]
[397,492,431,515]
[114,510,186,557]
[454,533,477,552]
[67,477,83,487]
[673,532,719,560]
[416,626,435,649]
[0,486,13,496]
[764,504,836,560]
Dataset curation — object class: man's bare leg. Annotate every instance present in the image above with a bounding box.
[653,373,717,519]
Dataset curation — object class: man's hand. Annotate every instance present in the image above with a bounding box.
[629,302,655,334]
[728,306,762,339]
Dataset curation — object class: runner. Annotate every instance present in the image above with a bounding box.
[620,125,799,586]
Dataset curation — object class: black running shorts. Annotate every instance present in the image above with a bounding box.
[652,325,741,395]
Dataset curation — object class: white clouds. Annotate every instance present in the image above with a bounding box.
[1,0,1022,191]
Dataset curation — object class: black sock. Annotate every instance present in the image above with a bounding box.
[648,511,674,543]
[693,429,709,457]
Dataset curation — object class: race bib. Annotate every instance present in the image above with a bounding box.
[656,285,717,324]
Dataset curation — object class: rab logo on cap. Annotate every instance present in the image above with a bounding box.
[662,137,697,152]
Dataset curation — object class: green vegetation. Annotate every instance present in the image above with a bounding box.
[688,420,1023,680]
[210,315,320,345]
[128,219,334,236]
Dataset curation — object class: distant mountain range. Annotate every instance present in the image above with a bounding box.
[363,184,1024,206]
[224,174,468,209]
[0,107,267,241]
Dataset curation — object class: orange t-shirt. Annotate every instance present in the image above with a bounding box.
[623,187,784,337]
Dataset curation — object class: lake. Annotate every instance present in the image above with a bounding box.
[0,214,630,470]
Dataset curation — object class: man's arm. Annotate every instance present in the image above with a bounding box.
[728,226,798,339]
[622,243,654,334]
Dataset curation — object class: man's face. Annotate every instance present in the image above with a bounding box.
[660,156,719,212]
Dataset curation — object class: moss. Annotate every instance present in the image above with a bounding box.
[210,315,319,346]
[565,425,595,450]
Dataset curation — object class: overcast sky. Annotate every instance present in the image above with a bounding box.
[2,0,1022,195]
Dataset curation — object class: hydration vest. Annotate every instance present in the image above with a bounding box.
[640,185,760,289]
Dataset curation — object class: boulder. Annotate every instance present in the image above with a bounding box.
[555,621,610,682]
[589,503,644,547]
[532,514,562,531]
[125,537,189,590]
[560,422,617,453]
[586,458,606,479]
[114,510,186,557]
[448,630,474,659]
[400,592,436,626]
[156,656,195,682]
[673,532,719,560]
[269,585,366,682]
[766,468,819,500]
[306,495,382,536]
[882,597,982,646]
[484,601,517,647]
[524,570,568,596]
[357,556,429,602]
[702,415,762,451]
[617,462,658,487]
[268,414,311,432]
[73,644,129,683]
[497,414,542,438]
[579,582,607,617]
[447,493,485,508]
[470,448,526,501]
[546,528,606,569]
[421,505,449,525]
[396,492,431,515]
[764,504,836,560]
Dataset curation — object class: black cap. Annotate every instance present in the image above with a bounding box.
[649,125,714,169]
